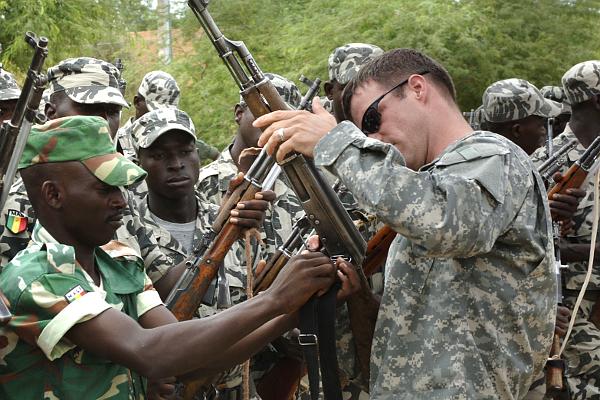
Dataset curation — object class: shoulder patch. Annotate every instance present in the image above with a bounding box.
[5,209,28,234]
[65,285,87,303]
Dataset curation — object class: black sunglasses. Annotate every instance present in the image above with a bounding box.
[360,71,429,135]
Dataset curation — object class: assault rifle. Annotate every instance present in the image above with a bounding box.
[179,2,367,399]
[538,139,577,183]
[114,58,126,95]
[0,32,48,326]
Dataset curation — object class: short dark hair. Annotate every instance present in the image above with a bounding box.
[342,48,457,121]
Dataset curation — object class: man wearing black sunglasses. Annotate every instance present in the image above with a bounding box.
[254,48,555,399]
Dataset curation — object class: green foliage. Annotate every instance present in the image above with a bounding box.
[2,0,600,151]
[164,0,600,149]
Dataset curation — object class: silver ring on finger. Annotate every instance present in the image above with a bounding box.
[276,127,285,143]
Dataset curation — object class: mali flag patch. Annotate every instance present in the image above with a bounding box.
[65,285,87,303]
[5,210,27,234]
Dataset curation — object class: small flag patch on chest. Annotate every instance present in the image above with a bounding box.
[65,285,87,303]
[5,210,27,234]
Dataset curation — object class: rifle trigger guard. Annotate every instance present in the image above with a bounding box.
[298,334,318,346]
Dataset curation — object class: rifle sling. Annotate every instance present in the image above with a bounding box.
[299,286,342,400]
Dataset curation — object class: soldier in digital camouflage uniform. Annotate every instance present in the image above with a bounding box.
[130,107,273,399]
[0,68,21,122]
[0,57,174,286]
[482,78,562,155]
[255,48,556,399]
[0,115,336,400]
[541,85,572,136]
[531,60,600,399]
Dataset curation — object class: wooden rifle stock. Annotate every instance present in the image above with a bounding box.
[363,225,396,277]
[546,333,567,398]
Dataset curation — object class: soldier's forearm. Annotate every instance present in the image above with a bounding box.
[559,241,600,263]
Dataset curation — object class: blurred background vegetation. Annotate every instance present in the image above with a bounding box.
[2,0,600,150]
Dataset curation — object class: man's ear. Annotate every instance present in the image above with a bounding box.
[234,104,244,125]
[324,81,334,100]
[45,101,57,120]
[41,181,64,209]
[511,123,521,139]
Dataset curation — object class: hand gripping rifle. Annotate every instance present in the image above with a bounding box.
[0,32,48,326]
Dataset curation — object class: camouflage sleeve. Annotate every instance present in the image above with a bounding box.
[0,179,36,266]
[9,271,111,361]
[314,121,531,258]
[136,272,164,317]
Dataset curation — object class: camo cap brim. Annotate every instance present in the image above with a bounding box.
[0,69,21,101]
[47,57,128,108]
[328,43,384,85]
[483,78,560,123]
[19,115,146,186]
[562,60,600,106]
[130,108,196,152]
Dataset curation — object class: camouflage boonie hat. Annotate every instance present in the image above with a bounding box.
[562,61,600,106]
[328,43,384,85]
[239,73,301,109]
[540,85,572,114]
[130,107,197,152]
[47,57,128,107]
[38,88,50,115]
[482,78,562,123]
[138,71,180,112]
[19,115,146,186]
[0,69,21,101]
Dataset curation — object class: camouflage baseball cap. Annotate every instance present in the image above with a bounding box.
[0,69,21,101]
[540,85,571,114]
[482,79,562,123]
[562,61,600,106]
[19,115,146,186]
[47,57,128,107]
[130,107,196,151]
[328,43,384,85]
[239,73,301,109]
[138,71,180,112]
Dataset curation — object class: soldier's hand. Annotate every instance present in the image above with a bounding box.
[230,189,276,229]
[146,376,176,399]
[255,97,337,162]
[267,251,336,314]
[335,257,361,303]
[555,305,571,337]
[549,187,586,222]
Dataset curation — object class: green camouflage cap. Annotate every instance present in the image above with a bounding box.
[239,73,301,109]
[562,60,600,106]
[18,115,146,186]
[47,57,128,107]
[328,43,384,85]
[540,85,571,114]
[138,70,181,112]
[482,78,562,123]
[130,107,197,152]
[0,69,21,101]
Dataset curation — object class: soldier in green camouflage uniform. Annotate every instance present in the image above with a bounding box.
[0,115,338,399]
[0,68,20,121]
[256,48,556,399]
[0,57,174,285]
[531,60,600,399]
[482,78,561,155]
